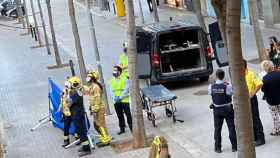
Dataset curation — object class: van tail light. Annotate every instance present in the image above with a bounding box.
[151,52,160,68]
[206,44,213,58]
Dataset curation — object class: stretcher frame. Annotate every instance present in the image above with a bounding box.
[140,84,184,127]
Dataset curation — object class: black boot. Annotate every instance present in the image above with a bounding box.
[215,147,222,153]
[129,124,133,132]
[62,139,70,148]
[117,128,125,135]
[78,145,91,157]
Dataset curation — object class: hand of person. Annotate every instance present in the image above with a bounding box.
[209,104,214,109]
[114,97,121,103]
[90,111,94,116]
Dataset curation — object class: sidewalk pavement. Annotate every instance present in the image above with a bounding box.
[0,19,195,158]
[2,0,280,158]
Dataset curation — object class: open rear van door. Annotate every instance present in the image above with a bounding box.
[209,21,229,67]
[136,29,152,79]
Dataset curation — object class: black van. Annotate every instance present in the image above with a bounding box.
[136,21,214,83]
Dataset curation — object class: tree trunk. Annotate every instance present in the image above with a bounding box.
[193,0,207,32]
[138,0,145,24]
[15,0,25,28]
[46,0,62,65]
[22,0,30,33]
[0,122,4,158]
[68,0,87,83]
[85,0,111,114]
[151,0,159,23]
[0,144,3,158]
[37,0,51,55]
[226,0,256,158]
[248,0,267,61]
[126,0,147,148]
[30,0,43,46]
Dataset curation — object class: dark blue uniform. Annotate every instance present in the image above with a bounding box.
[210,82,237,152]
[69,92,90,152]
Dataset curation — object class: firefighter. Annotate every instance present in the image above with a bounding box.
[60,81,79,147]
[110,65,132,135]
[83,71,112,146]
[67,77,91,157]
[119,42,129,77]
[149,136,170,158]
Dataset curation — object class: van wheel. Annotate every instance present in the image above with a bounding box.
[199,76,209,82]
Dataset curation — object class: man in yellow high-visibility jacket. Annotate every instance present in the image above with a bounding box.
[119,42,129,78]
[110,65,132,135]
[244,60,265,146]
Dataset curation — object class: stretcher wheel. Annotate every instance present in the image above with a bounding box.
[172,114,176,123]
[151,113,156,127]
[165,108,172,118]
[147,112,152,121]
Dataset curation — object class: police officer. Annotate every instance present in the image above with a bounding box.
[67,77,91,157]
[60,81,79,147]
[208,69,237,153]
[110,65,132,135]
[84,71,112,146]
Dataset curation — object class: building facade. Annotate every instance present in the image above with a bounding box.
[163,0,280,26]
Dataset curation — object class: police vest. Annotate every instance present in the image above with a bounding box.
[110,76,129,103]
[211,83,232,106]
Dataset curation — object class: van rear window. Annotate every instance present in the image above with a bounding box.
[136,33,152,53]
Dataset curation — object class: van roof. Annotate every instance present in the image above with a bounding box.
[140,21,200,33]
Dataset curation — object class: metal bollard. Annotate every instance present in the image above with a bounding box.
[30,24,34,38]
[33,27,38,41]
[69,60,76,76]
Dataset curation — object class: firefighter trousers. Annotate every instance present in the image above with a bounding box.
[93,107,111,145]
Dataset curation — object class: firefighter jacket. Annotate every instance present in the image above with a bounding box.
[84,83,104,113]
[61,89,71,116]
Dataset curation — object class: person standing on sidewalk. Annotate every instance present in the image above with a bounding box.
[149,136,170,158]
[83,71,112,146]
[244,60,265,146]
[261,60,280,136]
[147,0,159,12]
[110,65,132,135]
[119,42,129,78]
[60,81,79,147]
[67,77,91,157]
[208,69,237,153]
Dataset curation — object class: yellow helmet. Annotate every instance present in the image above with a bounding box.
[87,70,99,80]
[68,76,81,88]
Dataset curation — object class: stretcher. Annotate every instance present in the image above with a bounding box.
[140,84,184,127]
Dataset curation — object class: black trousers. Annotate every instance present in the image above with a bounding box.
[250,95,265,142]
[63,115,72,137]
[213,105,237,150]
[72,112,90,150]
[147,0,159,12]
[114,102,132,131]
